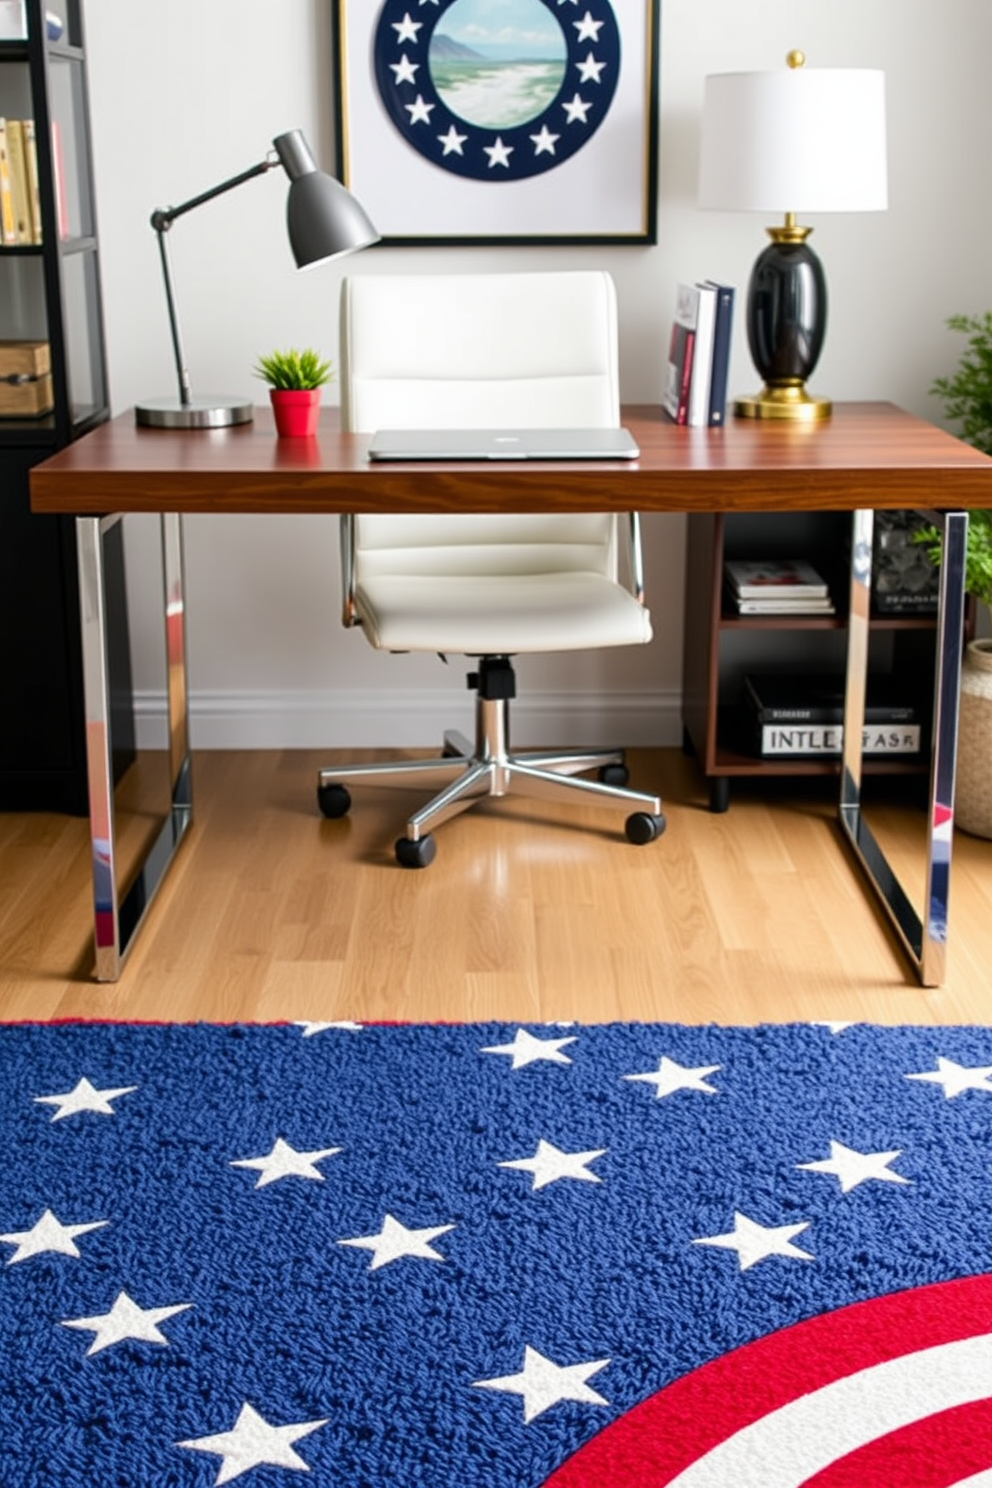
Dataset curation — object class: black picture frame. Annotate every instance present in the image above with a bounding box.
[333,0,659,246]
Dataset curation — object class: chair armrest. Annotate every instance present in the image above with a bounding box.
[625,511,646,605]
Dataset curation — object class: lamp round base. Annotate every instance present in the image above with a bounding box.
[733,385,832,423]
[135,396,254,429]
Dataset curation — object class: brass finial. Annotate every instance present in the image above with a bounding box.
[786,49,806,69]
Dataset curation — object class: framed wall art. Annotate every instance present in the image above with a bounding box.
[333,0,659,245]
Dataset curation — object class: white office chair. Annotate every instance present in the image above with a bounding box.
[318,270,665,867]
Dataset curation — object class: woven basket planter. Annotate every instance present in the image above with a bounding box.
[956,638,992,838]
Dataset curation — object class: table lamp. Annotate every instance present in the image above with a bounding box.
[136,130,379,429]
[698,52,887,422]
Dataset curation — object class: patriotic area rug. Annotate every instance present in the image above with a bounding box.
[2,1022,992,1488]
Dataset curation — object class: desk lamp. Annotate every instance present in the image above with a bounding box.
[698,52,887,422]
[136,130,379,429]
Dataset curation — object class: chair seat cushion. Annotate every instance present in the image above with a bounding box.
[354,571,653,654]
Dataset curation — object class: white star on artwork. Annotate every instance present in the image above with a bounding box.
[405,94,435,125]
[61,1290,193,1355]
[390,54,419,86]
[338,1213,455,1270]
[481,1029,577,1069]
[622,1056,721,1099]
[499,1139,606,1190]
[562,93,592,124]
[556,0,580,7]
[34,1077,138,1121]
[1,1209,108,1264]
[474,1345,610,1424]
[573,12,604,41]
[693,1211,814,1271]
[905,1057,992,1098]
[438,124,468,155]
[797,1140,910,1194]
[294,1021,363,1036]
[576,52,606,84]
[177,1402,328,1485]
[484,136,514,168]
[392,13,423,44]
[230,1138,342,1189]
[530,125,560,155]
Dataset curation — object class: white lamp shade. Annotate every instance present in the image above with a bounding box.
[698,68,888,214]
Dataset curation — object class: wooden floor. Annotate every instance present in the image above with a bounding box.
[1,748,990,1026]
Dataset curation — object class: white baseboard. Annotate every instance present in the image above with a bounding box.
[131,688,683,750]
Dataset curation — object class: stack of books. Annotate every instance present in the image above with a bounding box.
[662,280,735,427]
[724,558,835,616]
[0,117,42,246]
[743,673,923,758]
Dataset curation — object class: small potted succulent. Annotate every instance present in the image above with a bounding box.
[254,347,333,437]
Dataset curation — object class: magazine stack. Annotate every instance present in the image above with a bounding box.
[743,673,923,759]
[724,558,835,616]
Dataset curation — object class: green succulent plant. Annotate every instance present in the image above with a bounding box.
[253,347,334,390]
[915,314,992,609]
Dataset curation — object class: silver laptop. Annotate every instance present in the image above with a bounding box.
[367,427,640,462]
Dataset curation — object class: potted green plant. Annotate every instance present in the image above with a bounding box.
[254,347,333,437]
[918,312,992,836]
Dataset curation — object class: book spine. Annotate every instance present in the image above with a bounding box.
[752,705,918,724]
[687,284,717,427]
[663,323,695,425]
[757,724,921,755]
[0,118,16,245]
[6,118,31,244]
[22,119,41,244]
[706,285,734,426]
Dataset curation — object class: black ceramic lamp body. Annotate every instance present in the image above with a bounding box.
[736,222,830,421]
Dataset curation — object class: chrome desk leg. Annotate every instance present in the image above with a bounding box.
[77,513,193,981]
[838,508,968,987]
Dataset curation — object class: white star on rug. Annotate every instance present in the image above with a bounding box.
[177,1402,328,1484]
[473,1345,610,1423]
[33,1077,138,1121]
[905,1057,992,1097]
[338,1213,455,1270]
[693,1211,814,1271]
[622,1056,721,1098]
[0,1208,108,1264]
[294,1021,362,1036]
[481,1029,577,1069]
[797,1140,910,1193]
[230,1137,342,1189]
[61,1290,192,1355]
[499,1139,606,1190]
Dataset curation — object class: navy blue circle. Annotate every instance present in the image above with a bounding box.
[373,0,621,181]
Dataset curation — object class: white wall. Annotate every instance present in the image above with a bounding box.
[83,0,992,748]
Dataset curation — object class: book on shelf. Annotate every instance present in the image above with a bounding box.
[701,280,734,426]
[742,672,922,725]
[22,119,41,244]
[0,118,16,246]
[754,723,922,757]
[662,287,696,425]
[730,593,836,616]
[724,557,830,599]
[5,118,32,244]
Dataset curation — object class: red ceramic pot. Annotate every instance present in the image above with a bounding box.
[270,387,321,437]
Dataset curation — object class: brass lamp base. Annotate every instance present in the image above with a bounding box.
[734,383,832,422]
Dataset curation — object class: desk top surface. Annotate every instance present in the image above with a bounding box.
[30,402,992,516]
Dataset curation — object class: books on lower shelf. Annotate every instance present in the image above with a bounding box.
[663,279,735,427]
[0,116,42,245]
[724,557,835,615]
[743,672,924,757]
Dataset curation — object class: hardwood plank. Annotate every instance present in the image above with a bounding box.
[1,748,989,1024]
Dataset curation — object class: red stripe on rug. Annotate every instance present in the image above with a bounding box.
[798,1395,992,1487]
[543,1275,992,1487]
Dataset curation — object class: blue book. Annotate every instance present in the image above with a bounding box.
[702,280,735,426]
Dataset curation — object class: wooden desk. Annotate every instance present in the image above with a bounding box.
[32,403,992,985]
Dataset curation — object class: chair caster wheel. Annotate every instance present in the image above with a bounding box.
[395,834,437,868]
[318,783,351,819]
[625,811,666,845]
[598,763,629,787]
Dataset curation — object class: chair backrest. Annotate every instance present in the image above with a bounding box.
[339,271,624,582]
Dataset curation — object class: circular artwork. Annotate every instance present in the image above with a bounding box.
[372,0,621,182]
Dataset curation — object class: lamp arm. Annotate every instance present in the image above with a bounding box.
[148,155,276,410]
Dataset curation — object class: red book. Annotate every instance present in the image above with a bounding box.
[663,322,695,425]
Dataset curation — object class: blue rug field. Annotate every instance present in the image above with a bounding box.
[2,1020,991,1486]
